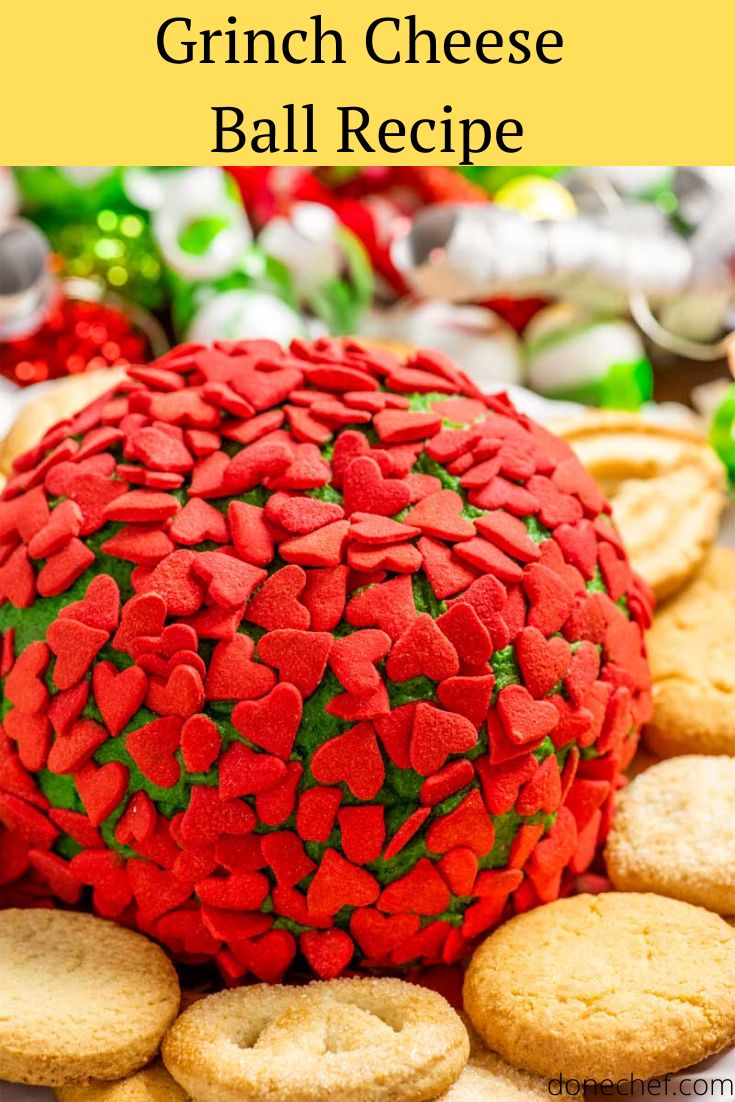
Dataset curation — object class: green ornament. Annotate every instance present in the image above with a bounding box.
[46,210,165,312]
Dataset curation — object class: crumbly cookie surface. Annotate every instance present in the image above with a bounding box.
[0,909,180,1087]
[606,755,735,912]
[56,1062,189,1102]
[463,892,735,1081]
[554,412,725,600]
[645,549,735,756]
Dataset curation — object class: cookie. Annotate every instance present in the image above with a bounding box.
[606,756,735,913]
[439,1057,548,1102]
[645,549,735,757]
[56,1062,189,1101]
[553,411,725,600]
[463,892,735,1081]
[0,909,180,1087]
[0,368,126,475]
[162,978,469,1102]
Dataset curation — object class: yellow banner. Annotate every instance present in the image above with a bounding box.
[3,0,733,164]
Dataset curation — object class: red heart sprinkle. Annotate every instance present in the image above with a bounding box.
[410,703,477,776]
[426,790,495,857]
[257,629,332,697]
[4,642,50,715]
[204,635,275,701]
[311,722,385,800]
[516,627,571,699]
[74,761,129,827]
[59,575,120,634]
[46,619,109,691]
[418,537,479,600]
[232,683,302,760]
[307,850,379,915]
[342,457,411,517]
[219,742,287,799]
[180,714,221,773]
[350,909,420,960]
[296,787,342,843]
[125,716,182,787]
[47,718,108,775]
[302,565,348,631]
[36,540,94,599]
[438,847,478,897]
[299,929,354,980]
[112,593,167,655]
[193,551,266,610]
[245,564,310,631]
[377,858,449,916]
[338,805,386,864]
[386,614,459,683]
[169,499,229,545]
[329,629,391,694]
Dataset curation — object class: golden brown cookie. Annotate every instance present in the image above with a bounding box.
[56,1062,189,1101]
[645,549,735,757]
[0,909,180,1087]
[438,1046,548,1101]
[606,756,735,912]
[0,368,126,475]
[463,892,735,1081]
[162,978,469,1102]
[553,411,726,600]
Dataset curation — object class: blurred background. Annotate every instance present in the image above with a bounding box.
[1,165,734,479]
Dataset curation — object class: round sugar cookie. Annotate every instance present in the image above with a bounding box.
[463,892,735,1081]
[645,549,735,757]
[553,411,725,600]
[56,1062,189,1101]
[439,1049,549,1101]
[606,756,735,913]
[162,977,469,1102]
[0,909,180,1087]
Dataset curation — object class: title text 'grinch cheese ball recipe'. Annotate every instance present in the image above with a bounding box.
[0,337,651,984]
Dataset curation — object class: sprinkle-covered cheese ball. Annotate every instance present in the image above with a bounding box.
[0,338,652,983]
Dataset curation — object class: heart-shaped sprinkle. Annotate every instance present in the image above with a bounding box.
[257,629,332,697]
[219,742,287,799]
[386,614,459,683]
[296,787,342,843]
[74,761,129,827]
[329,629,391,694]
[516,627,571,699]
[377,858,449,916]
[246,564,310,631]
[180,714,221,774]
[311,722,385,800]
[307,850,379,915]
[125,716,182,787]
[342,457,411,517]
[409,703,477,776]
[92,661,147,736]
[426,790,495,856]
[46,619,109,691]
[497,684,559,746]
[205,635,276,701]
[232,683,303,760]
[299,929,354,979]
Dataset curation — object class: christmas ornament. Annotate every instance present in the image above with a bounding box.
[45,209,164,312]
[0,336,652,983]
[0,219,161,387]
[524,304,653,410]
[493,175,577,222]
[152,168,252,283]
[14,168,124,220]
[0,169,19,222]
